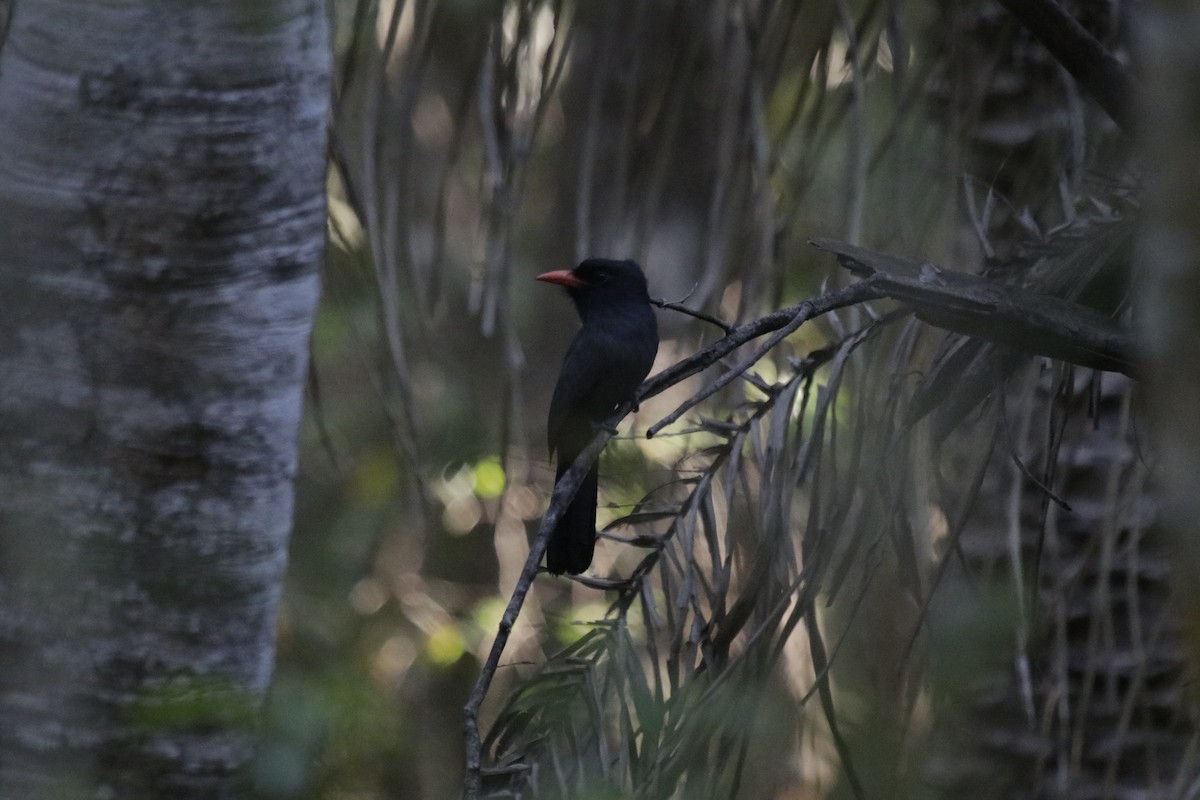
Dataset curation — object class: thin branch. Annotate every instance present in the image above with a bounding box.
[647,311,808,438]
[997,369,1073,511]
[899,417,1000,668]
[640,280,886,410]
[994,0,1134,134]
[645,280,887,437]
[651,296,735,334]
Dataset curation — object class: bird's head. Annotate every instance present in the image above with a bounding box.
[535,259,650,317]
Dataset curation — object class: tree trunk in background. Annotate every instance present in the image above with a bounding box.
[1139,1,1200,691]
[0,2,329,797]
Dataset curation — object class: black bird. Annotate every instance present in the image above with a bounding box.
[536,259,659,574]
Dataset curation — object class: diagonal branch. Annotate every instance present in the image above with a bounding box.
[810,237,1137,377]
[994,0,1134,134]
[651,296,736,334]
[647,311,811,438]
[640,279,888,413]
[463,425,612,798]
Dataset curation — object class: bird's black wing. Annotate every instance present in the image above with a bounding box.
[545,330,607,575]
[547,330,605,458]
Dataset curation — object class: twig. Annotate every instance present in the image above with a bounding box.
[647,312,807,437]
[651,296,735,334]
[644,279,886,436]
[638,280,885,410]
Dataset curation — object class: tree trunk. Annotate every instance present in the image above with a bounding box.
[0,2,330,797]
[1139,0,1200,698]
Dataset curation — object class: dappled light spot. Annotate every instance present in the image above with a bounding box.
[425,622,466,666]
[372,635,417,687]
[552,602,609,645]
[442,494,482,535]
[472,456,506,498]
[349,577,388,616]
[502,485,543,520]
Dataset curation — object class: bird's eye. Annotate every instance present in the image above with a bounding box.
[593,273,610,285]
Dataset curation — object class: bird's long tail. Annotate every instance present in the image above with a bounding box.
[546,457,599,575]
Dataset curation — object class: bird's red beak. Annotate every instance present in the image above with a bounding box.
[535,269,586,288]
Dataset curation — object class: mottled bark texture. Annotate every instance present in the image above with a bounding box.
[0,2,330,798]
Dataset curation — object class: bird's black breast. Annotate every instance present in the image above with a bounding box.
[547,299,658,457]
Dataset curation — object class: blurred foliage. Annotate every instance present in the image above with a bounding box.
[259,0,1193,799]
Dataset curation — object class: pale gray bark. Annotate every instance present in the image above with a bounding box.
[0,1,330,797]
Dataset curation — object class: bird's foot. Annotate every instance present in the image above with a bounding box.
[592,421,619,436]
